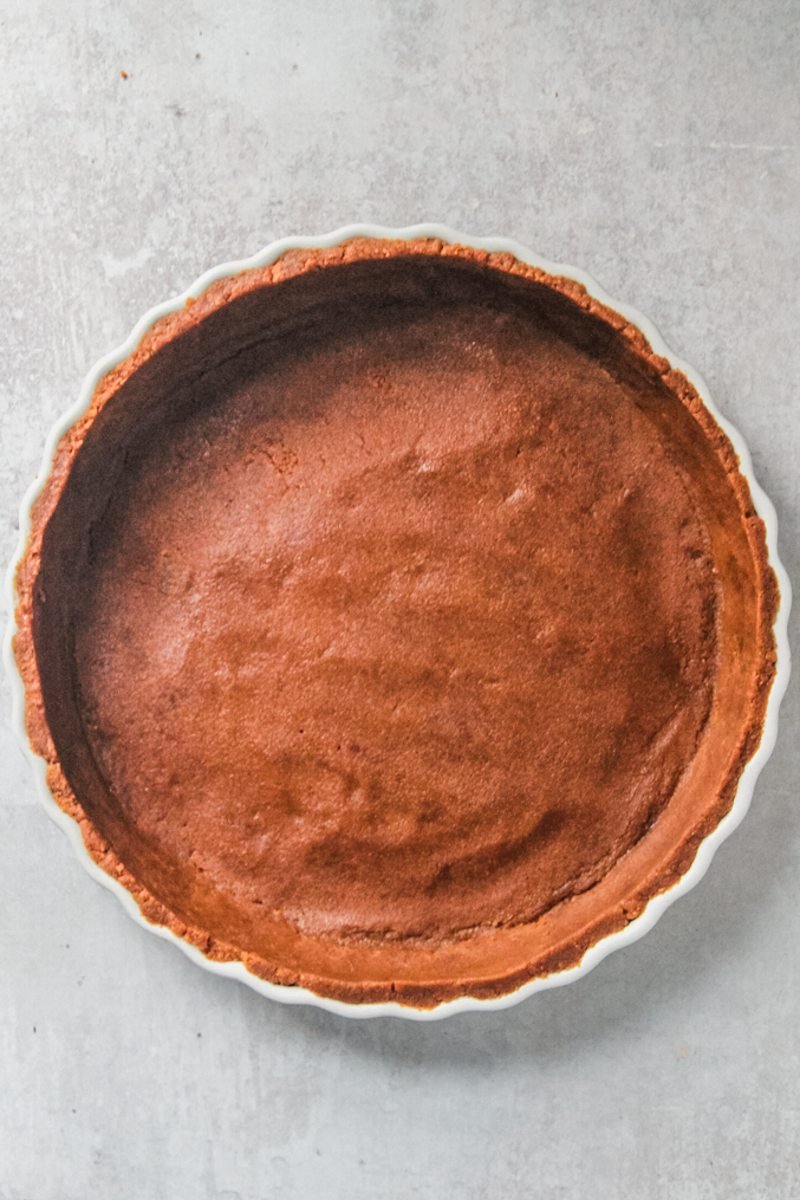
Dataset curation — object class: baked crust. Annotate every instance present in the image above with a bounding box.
[13,238,778,1007]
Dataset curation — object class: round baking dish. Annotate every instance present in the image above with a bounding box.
[5,225,791,1019]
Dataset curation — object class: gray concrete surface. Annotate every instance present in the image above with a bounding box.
[1,2,798,1197]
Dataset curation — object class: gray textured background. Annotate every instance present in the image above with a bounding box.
[1,2,798,1198]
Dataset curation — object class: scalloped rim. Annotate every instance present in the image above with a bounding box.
[3,224,792,1020]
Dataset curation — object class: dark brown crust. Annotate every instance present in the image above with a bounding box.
[13,237,779,1008]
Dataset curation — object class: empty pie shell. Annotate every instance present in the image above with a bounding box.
[7,227,789,1017]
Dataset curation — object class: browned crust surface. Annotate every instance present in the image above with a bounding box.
[13,237,778,1007]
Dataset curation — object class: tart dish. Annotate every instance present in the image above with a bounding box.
[9,230,785,1015]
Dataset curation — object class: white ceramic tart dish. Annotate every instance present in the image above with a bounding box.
[5,225,791,1019]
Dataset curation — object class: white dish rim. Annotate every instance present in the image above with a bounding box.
[4,222,792,1021]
